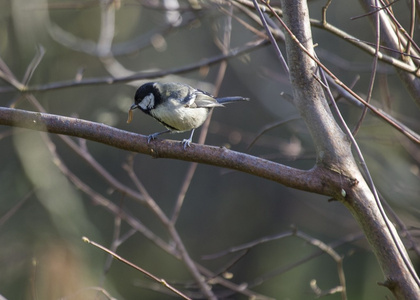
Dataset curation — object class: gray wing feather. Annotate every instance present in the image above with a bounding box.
[216,96,250,104]
[193,92,224,108]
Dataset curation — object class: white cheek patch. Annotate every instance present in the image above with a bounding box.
[139,94,155,110]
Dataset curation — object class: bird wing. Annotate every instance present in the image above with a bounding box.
[190,90,224,108]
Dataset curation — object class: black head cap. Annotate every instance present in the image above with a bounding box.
[131,82,164,113]
[134,82,156,105]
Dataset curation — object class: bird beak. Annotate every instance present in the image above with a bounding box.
[130,103,138,111]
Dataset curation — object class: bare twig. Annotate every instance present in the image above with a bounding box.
[295,230,347,300]
[237,0,420,74]
[101,209,137,276]
[0,56,26,91]
[0,39,268,94]
[0,190,34,228]
[352,0,381,136]
[82,236,192,300]
[202,231,293,260]
[204,227,352,300]
[252,0,289,74]
[310,279,344,298]
[262,0,420,144]
[247,115,301,150]
[22,45,46,85]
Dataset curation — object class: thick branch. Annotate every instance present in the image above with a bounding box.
[0,107,350,197]
[280,1,353,172]
[279,1,419,298]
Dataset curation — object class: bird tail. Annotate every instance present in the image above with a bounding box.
[216,96,250,104]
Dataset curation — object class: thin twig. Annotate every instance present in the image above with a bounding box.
[379,192,420,257]
[202,231,293,259]
[378,0,420,57]
[0,56,26,91]
[295,230,347,300]
[261,0,420,144]
[247,115,301,150]
[82,236,192,300]
[224,3,270,39]
[22,45,45,85]
[204,227,355,299]
[0,38,268,93]
[406,0,416,56]
[0,190,34,228]
[312,19,418,73]
[352,0,381,136]
[350,0,397,20]
[240,0,420,74]
[103,214,122,275]
[252,0,289,74]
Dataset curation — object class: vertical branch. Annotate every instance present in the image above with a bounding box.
[276,0,352,171]
[277,1,420,298]
[97,0,116,56]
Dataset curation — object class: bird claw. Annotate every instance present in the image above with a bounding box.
[146,130,193,149]
[181,138,192,149]
[147,133,159,143]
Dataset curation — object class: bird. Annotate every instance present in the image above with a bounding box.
[127,82,249,149]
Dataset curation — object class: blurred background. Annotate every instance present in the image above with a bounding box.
[0,0,419,299]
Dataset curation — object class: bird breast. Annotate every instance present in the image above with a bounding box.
[151,98,210,132]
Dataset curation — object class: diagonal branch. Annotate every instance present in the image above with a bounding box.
[0,38,268,93]
[0,107,353,198]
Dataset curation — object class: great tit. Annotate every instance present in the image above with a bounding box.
[128,82,249,148]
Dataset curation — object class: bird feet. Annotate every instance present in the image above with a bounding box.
[147,130,193,150]
[147,133,160,143]
[181,138,192,149]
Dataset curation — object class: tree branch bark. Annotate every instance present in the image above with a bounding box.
[0,106,352,197]
[279,1,419,298]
